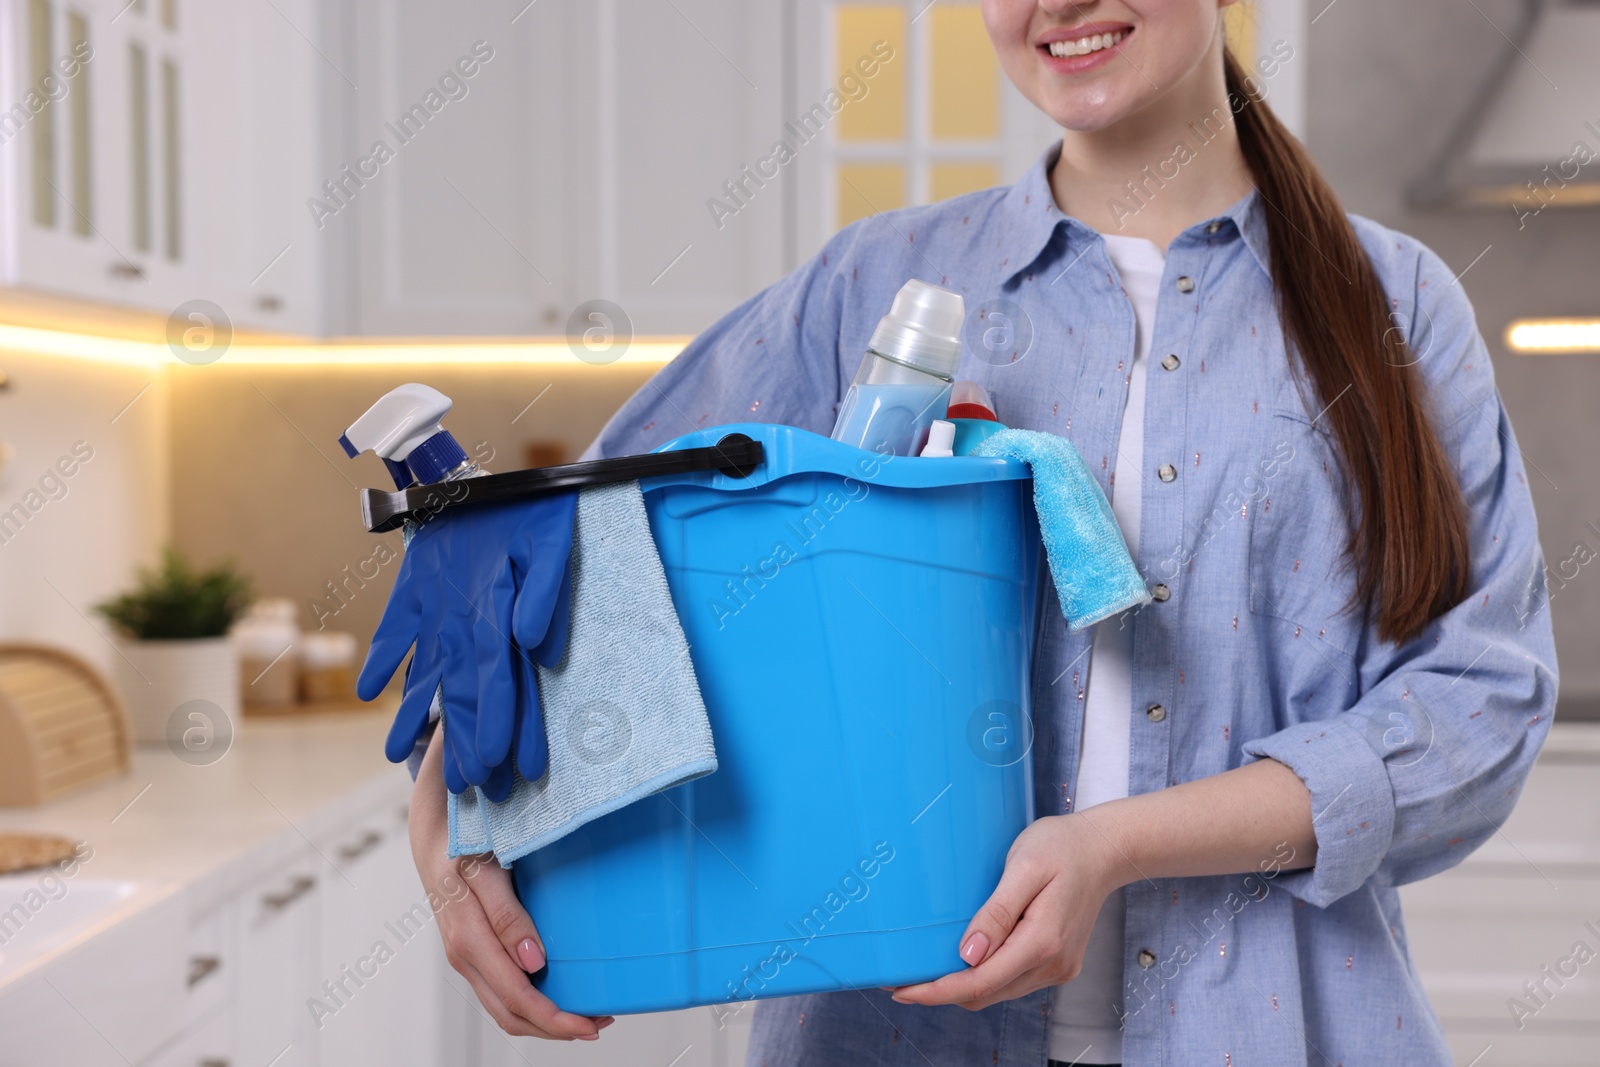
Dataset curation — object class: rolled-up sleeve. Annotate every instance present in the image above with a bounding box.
[1243,243,1559,907]
[580,225,863,462]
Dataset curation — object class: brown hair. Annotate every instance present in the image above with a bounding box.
[1223,49,1470,645]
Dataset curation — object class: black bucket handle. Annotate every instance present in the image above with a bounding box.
[358,433,763,533]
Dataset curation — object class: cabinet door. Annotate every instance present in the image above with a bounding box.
[0,975,131,1067]
[1,0,135,304]
[140,1005,235,1067]
[182,0,326,335]
[346,0,568,336]
[236,852,321,1067]
[313,794,446,1067]
[346,0,791,338]
[558,0,787,336]
[0,0,220,313]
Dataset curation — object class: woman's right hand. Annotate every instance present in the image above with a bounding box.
[408,722,613,1041]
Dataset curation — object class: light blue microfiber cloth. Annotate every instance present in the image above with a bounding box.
[448,480,717,866]
[969,428,1151,630]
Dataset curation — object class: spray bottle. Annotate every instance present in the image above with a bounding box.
[338,383,483,489]
[338,383,483,741]
[830,279,964,457]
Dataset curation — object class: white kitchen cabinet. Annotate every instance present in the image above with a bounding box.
[341,0,570,336]
[135,779,449,1067]
[136,895,236,1067]
[141,1006,233,1067]
[342,0,788,338]
[234,849,321,1067]
[0,0,326,331]
[5,0,884,337]
[312,797,445,1067]
[0,974,133,1066]
[180,0,328,336]
[0,0,218,314]
[557,0,787,337]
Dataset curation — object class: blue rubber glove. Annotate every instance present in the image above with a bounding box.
[358,491,578,793]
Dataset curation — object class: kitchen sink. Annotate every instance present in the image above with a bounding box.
[0,875,139,983]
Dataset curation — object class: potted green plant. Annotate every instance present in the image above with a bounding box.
[97,548,255,743]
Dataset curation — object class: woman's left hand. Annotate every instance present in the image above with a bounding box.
[887,813,1124,1012]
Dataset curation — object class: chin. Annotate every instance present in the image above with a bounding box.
[1034,89,1134,133]
[996,31,1154,133]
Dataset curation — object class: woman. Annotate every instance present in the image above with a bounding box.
[408,1,1558,1063]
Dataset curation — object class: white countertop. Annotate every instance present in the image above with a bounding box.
[0,707,407,989]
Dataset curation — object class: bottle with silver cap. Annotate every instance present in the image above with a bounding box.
[830,279,964,456]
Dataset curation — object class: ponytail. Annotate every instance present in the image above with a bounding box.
[1223,49,1471,646]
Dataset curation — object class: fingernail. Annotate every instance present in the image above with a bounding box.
[597,1017,616,1029]
[516,937,545,972]
[960,932,989,965]
[577,1032,599,1041]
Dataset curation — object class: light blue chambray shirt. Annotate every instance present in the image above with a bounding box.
[584,142,1559,1067]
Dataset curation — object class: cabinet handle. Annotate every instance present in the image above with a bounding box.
[337,829,383,862]
[108,261,146,281]
[187,954,222,987]
[200,1060,230,1067]
[261,874,315,911]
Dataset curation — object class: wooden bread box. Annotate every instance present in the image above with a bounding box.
[0,643,132,806]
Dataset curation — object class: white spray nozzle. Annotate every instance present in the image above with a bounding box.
[340,383,474,489]
[339,383,453,462]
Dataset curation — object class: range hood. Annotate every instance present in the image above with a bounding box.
[1409,0,1600,211]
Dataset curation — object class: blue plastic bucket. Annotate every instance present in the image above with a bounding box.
[512,423,1041,1016]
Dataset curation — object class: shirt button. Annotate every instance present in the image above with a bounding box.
[1158,463,1176,483]
[1151,584,1171,602]
[1138,949,1157,969]
[1146,703,1167,723]
[1175,275,1195,293]
[1207,221,1222,235]
[1161,354,1180,371]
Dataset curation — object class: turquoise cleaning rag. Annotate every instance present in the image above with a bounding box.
[448,480,717,866]
[969,428,1151,630]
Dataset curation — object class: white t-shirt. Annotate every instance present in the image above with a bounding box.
[1047,232,1166,1065]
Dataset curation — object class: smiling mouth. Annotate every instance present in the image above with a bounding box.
[1044,28,1131,58]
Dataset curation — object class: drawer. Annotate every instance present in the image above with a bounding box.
[181,899,233,1029]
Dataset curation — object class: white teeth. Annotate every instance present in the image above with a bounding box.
[1047,30,1126,57]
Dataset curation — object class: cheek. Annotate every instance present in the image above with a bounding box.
[1130,0,1226,79]
[984,0,1047,110]
[980,0,1032,58]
